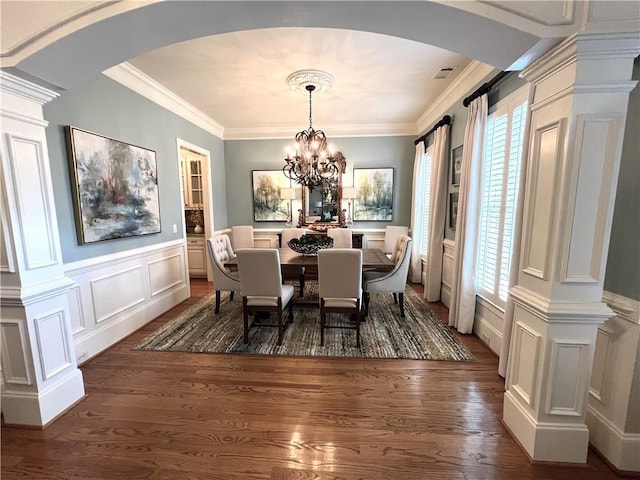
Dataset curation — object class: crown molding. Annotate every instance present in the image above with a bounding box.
[0,70,59,104]
[224,123,417,140]
[103,62,225,138]
[416,60,495,134]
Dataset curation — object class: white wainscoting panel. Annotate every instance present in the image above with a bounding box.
[440,239,455,308]
[560,114,621,283]
[473,296,503,356]
[0,319,32,385]
[362,230,385,250]
[510,319,542,407]
[587,291,640,472]
[521,119,565,280]
[148,253,184,297]
[67,285,85,335]
[90,266,145,324]
[34,308,72,380]
[545,340,589,416]
[7,135,58,271]
[65,240,189,364]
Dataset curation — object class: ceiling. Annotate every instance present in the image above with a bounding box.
[127,27,473,138]
[5,1,598,139]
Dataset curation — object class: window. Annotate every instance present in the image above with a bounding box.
[419,145,434,257]
[476,87,528,308]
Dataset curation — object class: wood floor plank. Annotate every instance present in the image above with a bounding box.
[1,279,622,479]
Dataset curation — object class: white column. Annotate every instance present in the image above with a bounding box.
[503,32,639,463]
[1,72,85,426]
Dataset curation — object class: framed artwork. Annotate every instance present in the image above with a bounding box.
[451,145,463,185]
[353,167,394,221]
[252,170,291,221]
[449,192,459,230]
[65,126,160,244]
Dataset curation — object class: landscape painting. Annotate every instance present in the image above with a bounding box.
[353,168,394,221]
[66,126,161,244]
[252,170,290,221]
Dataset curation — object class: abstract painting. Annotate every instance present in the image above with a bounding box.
[66,126,161,244]
[353,168,394,221]
[252,170,290,221]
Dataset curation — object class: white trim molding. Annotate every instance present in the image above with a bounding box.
[103,63,225,138]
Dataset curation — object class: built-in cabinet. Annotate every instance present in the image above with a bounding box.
[186,236,207,277]
[180,145,207,277]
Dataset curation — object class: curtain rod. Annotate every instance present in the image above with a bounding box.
[463,70,509,107]
[414,115,451,145]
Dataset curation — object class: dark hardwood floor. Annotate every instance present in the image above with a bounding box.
[1,279,623,479]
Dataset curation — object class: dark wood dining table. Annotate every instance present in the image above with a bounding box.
[225,248,395,274]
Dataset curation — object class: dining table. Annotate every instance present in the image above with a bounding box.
[225,248,395,274]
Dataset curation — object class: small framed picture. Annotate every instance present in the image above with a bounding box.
[451,145,463,186]
[449,192,459,230]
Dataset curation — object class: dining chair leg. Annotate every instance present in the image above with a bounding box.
[288,301,294,324]
[215,291,221,314]
[277,310,283,346]
[399,292,405,317]
[299,273,305,297]
[320,301,326,346]
[242,298,249,344]
[393,293,398,304]
[355,300,361,348]
[364,292,370,317]
[230,291,235,301]
[277,298,283,346]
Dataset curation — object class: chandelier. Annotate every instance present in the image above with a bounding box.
[283,70,343,191]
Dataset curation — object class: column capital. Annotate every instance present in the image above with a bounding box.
[521,31,640,84]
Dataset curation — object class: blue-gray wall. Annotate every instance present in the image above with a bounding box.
[44,74,227,263]
[224,136,415,228]
[41,67,637,301]
[604,57,639,301]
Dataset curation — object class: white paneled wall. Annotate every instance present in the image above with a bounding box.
[440,239,455,308]
[65,240,190,364]
[587,293,640,472]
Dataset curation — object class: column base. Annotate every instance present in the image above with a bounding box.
[504,390,590,463]
[1,368,84,427]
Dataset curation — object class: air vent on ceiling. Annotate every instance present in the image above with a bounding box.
[433,66,457,79]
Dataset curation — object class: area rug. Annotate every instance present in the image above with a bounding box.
[135,283,475,362]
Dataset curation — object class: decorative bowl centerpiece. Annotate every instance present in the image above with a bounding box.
[287,234,334,255]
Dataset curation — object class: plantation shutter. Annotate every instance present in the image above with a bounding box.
[476,94,528,308]
[419,147,433,256]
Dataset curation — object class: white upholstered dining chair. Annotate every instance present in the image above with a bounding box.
[327,228,352,248]
[231,225,254,250]
[206,235,241,314]
[281,228,310,297]
[384,226,409,259]
[317,248,363,347]
[364,235,412,317]
[236,248,294,346]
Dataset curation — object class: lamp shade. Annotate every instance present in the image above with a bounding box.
[280,188,296,200]
[343,187,357,199]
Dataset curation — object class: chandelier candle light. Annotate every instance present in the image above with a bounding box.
[283,70,344,191]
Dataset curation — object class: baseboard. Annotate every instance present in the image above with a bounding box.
[1,369,84,426]
[587,405,640,472]
[503,390,590,463]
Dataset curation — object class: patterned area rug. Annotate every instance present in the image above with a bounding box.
[135,283,475,362]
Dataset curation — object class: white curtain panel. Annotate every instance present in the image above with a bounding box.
[424,124,449,301]
[448,95,488,334]
[409,141,426,283]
